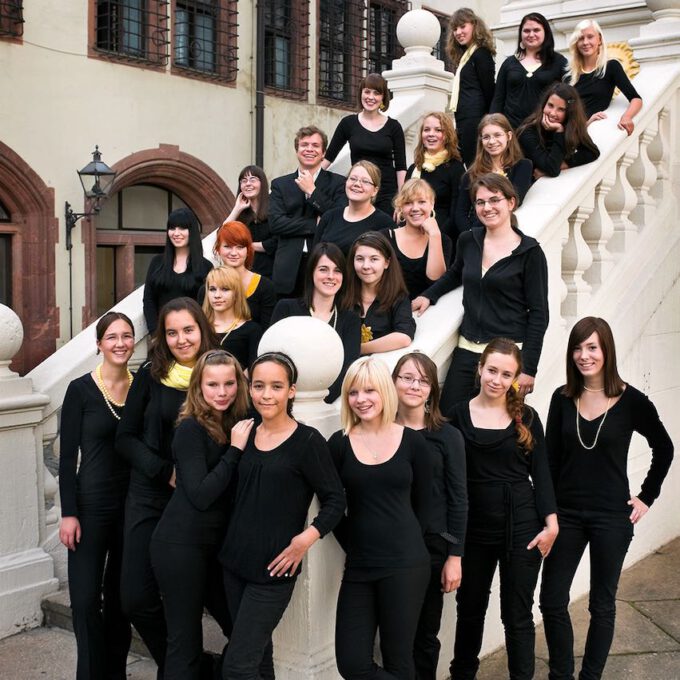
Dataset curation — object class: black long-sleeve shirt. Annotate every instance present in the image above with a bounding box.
[422,226,548,377]
[219,423,345,584]
[328,427,432,577]
[355,295,416,345]
[518,126,600,177]
[59,374,130,517]
[546,385,674,512]
[246,217,277,279]
[573,59,641,119]
[246,274,277,330]
[314,207,396,255]
[454,46,496,119]
[216,320,262,371]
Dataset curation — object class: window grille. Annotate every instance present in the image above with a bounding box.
[368,0,406,75]
[0,1,23,38]
[427,7,453,72]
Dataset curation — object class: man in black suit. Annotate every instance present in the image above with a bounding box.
[269,125,347,296]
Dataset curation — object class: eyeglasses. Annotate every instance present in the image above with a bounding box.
[475,197,507,208]
[397,375,431,388]
[347,176,375,187]
[240,176,260,185]
[480,133,507,142]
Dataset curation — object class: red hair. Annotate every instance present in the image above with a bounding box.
[214,220,255,269]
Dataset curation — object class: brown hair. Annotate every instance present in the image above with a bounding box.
[563,317,625,398]
[467,113,524,181]
[516,13,558,65]
[303,242,346,310]
[237,165,269,223]
[469,172,520,229]
[412,112,461,169]
[348,160,382,197]
[479,338,535,451]
[95,311,134,349]
[392,352,446,430]
[358,73,391,111]
[294,126,328,153]
[214,221,255,269]
[250,352,298,417]
[202,266,251,325]
[178,350,249,444]
[393,178,435,216]
[446,8,496,70]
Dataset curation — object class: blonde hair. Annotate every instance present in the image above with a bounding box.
[349,160,382,197]
[412,112,461,169]
[202,266,251,325]
[340,357,398,434]
[566,19,608,85]
[393,178,435,213]
[446,8,496,70]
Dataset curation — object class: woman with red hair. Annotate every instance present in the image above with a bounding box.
[214,221,277,329]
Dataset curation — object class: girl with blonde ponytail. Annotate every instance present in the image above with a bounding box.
[447,337,558,679]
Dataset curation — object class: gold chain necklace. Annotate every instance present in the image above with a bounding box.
[95,364,133,420]
[576,396,612,450]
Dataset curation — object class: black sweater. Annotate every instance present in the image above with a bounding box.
[573,59,641,119]
[216,320,262,371]
[328,427,431,576]
[450,402,556,546]
[314,207,396,255]
[153,417,237,545]
[246,217,277,279]
[219,423,345,584]
[453,46,496,119]
[546,386,674,512]
[59,374,130,517]
[518,126,600,177]
[491,54,568,129]
[355,295,416,345]
[422,226,548,377]
[246,274,277,330]
[270,298,361,403]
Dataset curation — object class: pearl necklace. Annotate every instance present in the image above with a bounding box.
[583,385,605,392]
[95,364,133,421]
[310,305,338,330]
[576,396,612,450]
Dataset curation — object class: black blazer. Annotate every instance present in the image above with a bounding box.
[269,169,347,294]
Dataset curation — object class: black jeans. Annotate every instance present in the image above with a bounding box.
[440,347,481,418]
[335,566,430,680]
[151,539,232,680]
[539,508,634,680]
[451,541,542,680]
[67,510,131,680]
[221,570,294,680]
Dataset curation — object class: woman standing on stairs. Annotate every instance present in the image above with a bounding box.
[59,311,136,680]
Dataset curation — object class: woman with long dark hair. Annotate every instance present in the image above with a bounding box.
[540,317,674,680]
[59,311,135,680]
[143,207,213,334]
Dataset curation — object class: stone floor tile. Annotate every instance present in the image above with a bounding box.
[617,542,680,602]
[633,600,680,643]
[600,651,680,679]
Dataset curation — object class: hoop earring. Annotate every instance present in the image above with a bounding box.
[424,399,431,414]
[430,209,436,219]
[379,103,386,112]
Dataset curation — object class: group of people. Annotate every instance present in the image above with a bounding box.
[57,7,667,680]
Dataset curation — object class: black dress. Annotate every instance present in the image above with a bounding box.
[216,320,263,371]
[572,60,641,119]
[314,206,396,255]
[245,273,277,330]
[518,126,600,177]
[246,217,277,279]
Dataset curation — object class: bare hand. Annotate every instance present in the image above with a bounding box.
[618,117,634,136]
[168,468,177,489]
[268,527,320,577]
[59,516,82,551]
[527,525,558,558]
[252,241,265,253]
[231,418,255,450]
[628,496,649,524]
[421,216,441,238]
[295,170,316,196]
[542,113,564,133]
[588,111,608,126]
[411,296,431,316]
[441,555,462,593]
[516,373,535,398]
[233,192,251,215]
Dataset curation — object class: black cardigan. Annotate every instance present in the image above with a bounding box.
[453,46,496,119]
[518,126,600,177]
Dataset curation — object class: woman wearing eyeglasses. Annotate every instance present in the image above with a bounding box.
[413,173,548,415]
[314,161,396,255]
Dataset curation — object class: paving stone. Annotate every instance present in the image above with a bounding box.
[617,541,680,601]
[476,646,550,679]
[599,651,680,679]
[633,600,680,643]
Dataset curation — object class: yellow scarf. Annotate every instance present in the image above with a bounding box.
[161,361,193,390]
[245,273,262,298]
[412,149,450,178]
[449,43,478,113]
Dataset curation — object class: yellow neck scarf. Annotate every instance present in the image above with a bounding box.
[449,43,478,113]
[412,150,450,178]
[161,361,193,390]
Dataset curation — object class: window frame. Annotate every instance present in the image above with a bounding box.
[425,6,453,73]
[0,0,23,40]
[367,0,407,76]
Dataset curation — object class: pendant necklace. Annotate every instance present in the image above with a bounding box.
[576,396,612,450]
[95,364,133,421]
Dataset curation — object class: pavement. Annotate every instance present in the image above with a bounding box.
[1,538,679,680]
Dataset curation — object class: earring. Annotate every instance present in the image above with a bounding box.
[430,209,436,219]
[424,400,431,414]
[379,103,386,112]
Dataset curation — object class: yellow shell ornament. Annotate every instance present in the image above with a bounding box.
[607,42,640,98]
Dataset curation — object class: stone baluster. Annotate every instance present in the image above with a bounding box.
[582,169,616,289]
[647,107,670,202]
[606,150,639,254]
[561,198,595,321]
[627,122,659,230]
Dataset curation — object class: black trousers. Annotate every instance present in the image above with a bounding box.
[539,508,634,680]
[120,494,169,677]
[451,541,542,680]
[455,116,481,169]
[222,570,294,680]
[67,509,131,680]
[151,539,232,680]
[335,565,430,680]
[440,347,481,418]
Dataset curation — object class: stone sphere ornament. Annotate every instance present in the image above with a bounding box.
[0,304,24,379]
[396,8,442,56]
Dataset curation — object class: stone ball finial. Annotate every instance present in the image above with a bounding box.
[396,8,442,53]
[258,317,343,399]
[0,304,23,379]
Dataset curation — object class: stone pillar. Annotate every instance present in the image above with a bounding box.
[0,305,58,639]
[631,0,680,62]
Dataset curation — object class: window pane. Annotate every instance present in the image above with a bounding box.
[122,0,144,55]
[195,11,216,72]
[96,246,116,316]
[0,235,10,306]
[121,185,170,230]
[135,246,165,289]
[175,7,189,65]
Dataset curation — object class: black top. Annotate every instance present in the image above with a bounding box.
[422,226,548,377]
[246,217,277,279]
[355,295,416,345]
[143,254,213,334]
[328,427,431,576]
[405,159,466,240]
[491,54,568,128]
[420,425,468,556]
[59,374,130,517]
[455,160,533,235]
[573,60,641,119]
[450,402,556,547]
[270,298,361,403]
[314,207,396,255]
[518,126,600,177]
[246,274,277,330]
[219,423,345,584]
[216,320,262,371]
[325,115,407,208]
[546,386,674,512]
[153,417,238,546]
[115,363,186,499]
[382,227,453,299]
[454,46,496,119]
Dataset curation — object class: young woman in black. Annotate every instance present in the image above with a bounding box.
[391,352,468,680]
[329,356,432,680]
[406,112,465,240]
[446,9,496,167]
[517,83,600,180]
[413,173,549,415]
[540,317,674,680]
[150,350,249,680]
[143,207,213,334]
[59,312,135,680]
[449,338,558,680]
[116,297,217,677]
[224,166,277,278]
[219,352,345,680]
[270,242,361,403]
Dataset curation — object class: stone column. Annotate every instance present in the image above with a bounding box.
[631,0,680,62]
[0,304,58,639]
